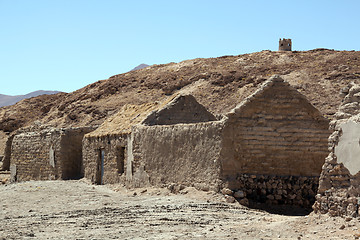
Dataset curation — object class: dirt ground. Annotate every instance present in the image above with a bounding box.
[1,180,360,240]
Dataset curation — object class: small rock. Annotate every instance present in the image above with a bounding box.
[221,188,233,196]
[345,217,353,222]
[339,224,345,230]
[239,198,249,206]
[180,190,188,194]
[234,190,245,198]
[225,195,236,203]
[267,195,275,200]
[275,194,282,200]
[26,233,35,237]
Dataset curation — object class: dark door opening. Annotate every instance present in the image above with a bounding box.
[116,146,125,174]
[95,149,105,184]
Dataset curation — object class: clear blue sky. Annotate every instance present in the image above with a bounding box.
[1,0,359,95]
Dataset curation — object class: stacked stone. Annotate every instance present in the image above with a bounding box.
[224,174,318,208]
[313,84,360,217]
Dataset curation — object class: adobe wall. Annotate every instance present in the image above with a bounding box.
[131,121,224,191]
[313,85,360,217]
[220,77,330,206]
[10,127,92,182]
[0,130,8,169]
[2,134,14,171]
[82,135,128,184]
[221,78,330,180]
[11,129,62,181]
[59,128,93,179]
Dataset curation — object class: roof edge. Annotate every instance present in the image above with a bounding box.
[226,74,286,116]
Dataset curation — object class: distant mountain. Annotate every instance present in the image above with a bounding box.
[130,64,150,72]
[0,90,61,107]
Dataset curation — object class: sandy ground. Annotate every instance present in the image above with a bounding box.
[1,180,360,240]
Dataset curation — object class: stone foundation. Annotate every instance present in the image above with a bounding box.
[232,174,318,208]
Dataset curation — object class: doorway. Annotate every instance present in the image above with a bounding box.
[116,146,125,174]
[95,149,105,184]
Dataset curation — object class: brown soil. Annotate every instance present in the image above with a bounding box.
[1,180,360,240]
[1,49,360,134]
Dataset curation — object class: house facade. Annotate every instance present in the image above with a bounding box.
[10,126,93,181]
[82,95,218,186]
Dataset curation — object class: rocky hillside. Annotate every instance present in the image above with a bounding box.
[0,91,61,108]
[1,49,360,133]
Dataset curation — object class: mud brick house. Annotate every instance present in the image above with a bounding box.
[84,75,330,208]
[82,94,218,185]
[10,125,93,182]
[82,102,160,185]
[313,84,360,217]
[218,75,330,208]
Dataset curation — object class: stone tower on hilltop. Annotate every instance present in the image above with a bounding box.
[279,38,292,51]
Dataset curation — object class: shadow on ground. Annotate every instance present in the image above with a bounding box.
[248,202,312,216]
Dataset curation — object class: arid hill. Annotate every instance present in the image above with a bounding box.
[0,90,61,108]
[1,49,360,134]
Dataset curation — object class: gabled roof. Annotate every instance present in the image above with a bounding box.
[142,94,217,126]
[85,94,216,138]
[226,75,326,121]
[85,102,162,138]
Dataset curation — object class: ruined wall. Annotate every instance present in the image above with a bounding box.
[143,95,217,126]
[2,134,14,171]
[131,122,224,191]
[82,135,128,184]
[221,77,330,182]
[10,127,92,182]
[279,38,292,51]
[0,131,7,152]
[314,85,360,217]
[11,129,62,181]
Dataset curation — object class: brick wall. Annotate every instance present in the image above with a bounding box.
[11,130,62,181]
[2,134,14,171]
[60,128,93,179]
[10,127,92,182]
[82,135,128,184]
[221,78,330,181]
